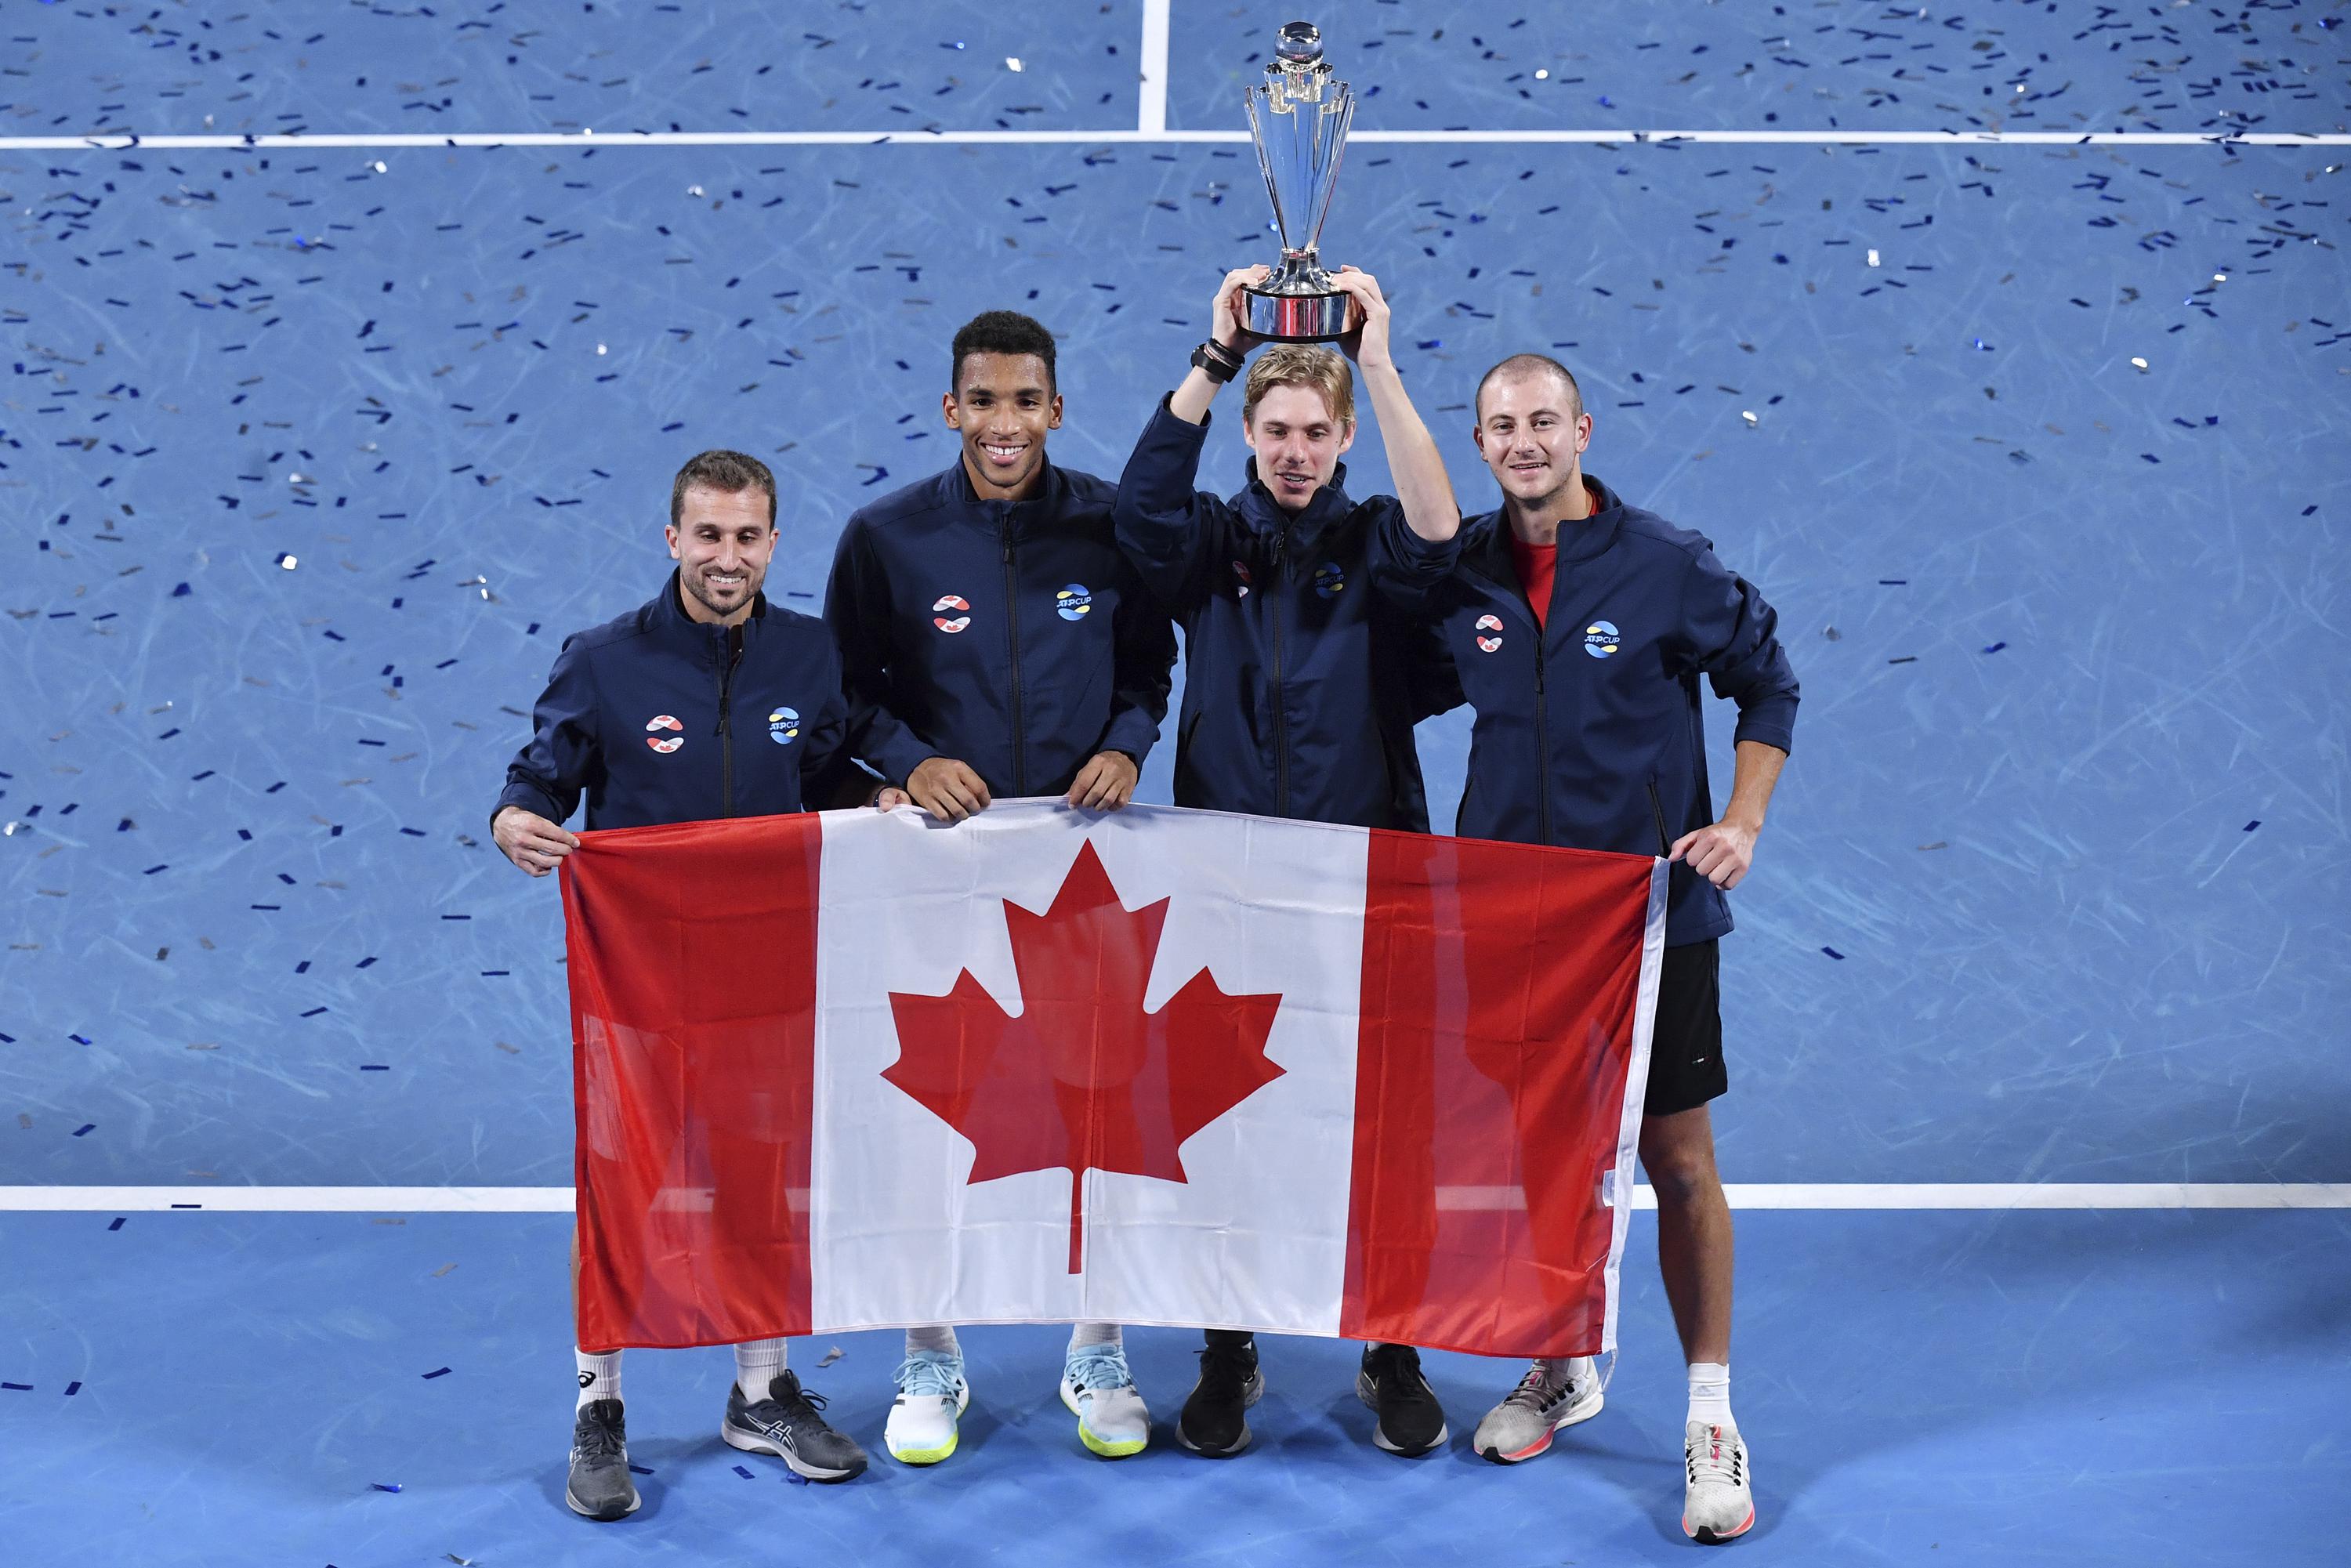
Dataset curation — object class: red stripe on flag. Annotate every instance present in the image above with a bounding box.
[561,813,822,1351]
[1342,831,1656,1359]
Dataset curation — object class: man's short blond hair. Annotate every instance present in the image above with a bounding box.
[1242,344,1356,427]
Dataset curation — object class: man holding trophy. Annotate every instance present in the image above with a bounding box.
[1111,23,1467,1461]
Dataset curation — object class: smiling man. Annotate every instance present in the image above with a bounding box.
[492,448,877,1520]
[1400,355,1799,1544]
[823,309,1178,1466]
[1110,265,1464,1461]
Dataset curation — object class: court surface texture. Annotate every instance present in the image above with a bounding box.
[3,2,2346,1565]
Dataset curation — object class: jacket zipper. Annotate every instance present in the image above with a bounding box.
[1269,523,1291,816]
[1646,778,1671,858]
[1531,635,1552,846]
[715,628,740,818]
[1001,526,1027,795]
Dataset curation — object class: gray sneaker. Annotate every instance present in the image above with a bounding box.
[1683,1421,1756,1544]
[1473,1356,1605,1463]
[566,1399,640,1520]
[722,1370,870,1482]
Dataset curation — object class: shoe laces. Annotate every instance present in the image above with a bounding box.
[574,1404,625,1460]
[756,1374,828,1423]
[1686,1425,1746,1487]
[895,1353,963,1400]
[1066,1347,1134,1394]
[1502,1359,1571,1413]
[1195,1340,1255,1393]
[1367,1343,1425,1385]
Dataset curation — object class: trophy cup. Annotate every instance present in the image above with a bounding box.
[1243,21,1361,342]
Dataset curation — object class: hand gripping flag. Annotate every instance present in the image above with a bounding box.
[560,800,1665,1358]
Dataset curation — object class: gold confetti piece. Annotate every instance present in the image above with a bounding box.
[432,1263,458,1278]
[816,1345,846,1367]
[494,1041,521,1055]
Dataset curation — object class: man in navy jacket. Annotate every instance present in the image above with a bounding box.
[1112,265,1463,1460]
[823,310,1178,1467]
[494,450,881,1520]
[1403,356,1797,1545]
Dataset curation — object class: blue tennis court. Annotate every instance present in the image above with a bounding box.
[4,2,2346,1563]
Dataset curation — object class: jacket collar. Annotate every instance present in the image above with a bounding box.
[1236,456,1354,553]
[947,454,1066,535]
[1462,474,1627,594]
[646,568,767,661]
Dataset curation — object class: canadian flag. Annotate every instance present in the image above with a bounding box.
[561,801,1665,1360]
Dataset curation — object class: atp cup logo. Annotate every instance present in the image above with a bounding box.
[767,708,799,744]
[1475,614,1505,654]
[1056,584,1092,621]
[933,595,972,633]
[1582,620,1621,658]
[1313,562,1345,599]
[644,714,684,754]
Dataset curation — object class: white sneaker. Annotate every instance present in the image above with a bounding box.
[1473,1356,1604,1463]
[1059,1342,1150,1458]
[885,1349,969,1465]
[1683,1421,1756,1544]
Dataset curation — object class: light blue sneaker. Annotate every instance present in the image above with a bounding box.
[885,1349,969,1465]
[1060,1342,1150,1458]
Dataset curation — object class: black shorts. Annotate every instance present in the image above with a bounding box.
[1644,939,1726,1117]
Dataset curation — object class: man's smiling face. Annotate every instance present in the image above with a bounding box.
[947,351,1062,499]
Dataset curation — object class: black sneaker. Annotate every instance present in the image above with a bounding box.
[567,1399,640,1520]
[722,1371,869,1482]
[1356,1343,1447,1456]
[1176,1333,1263,1458]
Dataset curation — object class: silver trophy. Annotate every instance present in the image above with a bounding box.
[1243,21,1361,342]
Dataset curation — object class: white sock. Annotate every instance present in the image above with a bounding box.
[904,1324,961,1358]
[734,1338,787,1401]
[575,1347,622,1410]
[1068,1323,1123,1353]
[1687,1361,1733,1429]
[1541,1354,1596,1391]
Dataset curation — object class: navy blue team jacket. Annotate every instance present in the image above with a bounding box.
[1111,397,1458,831]
[495,572,855,831]
[824,458,1176,796]
[1404,477,1799,946]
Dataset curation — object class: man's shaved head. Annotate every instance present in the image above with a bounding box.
[1475,353,1584,423]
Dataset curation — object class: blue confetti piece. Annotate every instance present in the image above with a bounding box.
[71,1034,91,1045]
[1821,947,1846,961]
[1982,642,2007,654]
[72,1124,95,1137]
[2,1383,31,1392]
[360,1064,391,1072]
[172,582,191,597]
[422,1367,451,1379]
[732,1465,755,1479]
[107,1218,125,1232]
[63,1382,81,1396]
[371,1482,402,1494]
[2243,820,2260,832]
[628,1465,654,1476]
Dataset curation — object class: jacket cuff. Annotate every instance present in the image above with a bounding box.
[1730,697,1797,756]
[493,779,564,832]
[1100,712,1161,767]
[871,731,942,789]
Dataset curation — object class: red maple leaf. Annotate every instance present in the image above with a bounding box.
[884,840,1285,1273]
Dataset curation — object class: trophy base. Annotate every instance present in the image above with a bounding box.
[1244,286,1361,343]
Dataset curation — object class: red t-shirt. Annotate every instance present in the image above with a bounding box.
[1507,482,1605,631]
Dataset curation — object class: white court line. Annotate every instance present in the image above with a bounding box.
[1,1185,2344,1213]
[0,129,2344,152]
[1138,0,1172,139]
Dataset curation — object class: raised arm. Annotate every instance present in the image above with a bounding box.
[1332,266,1462,547]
